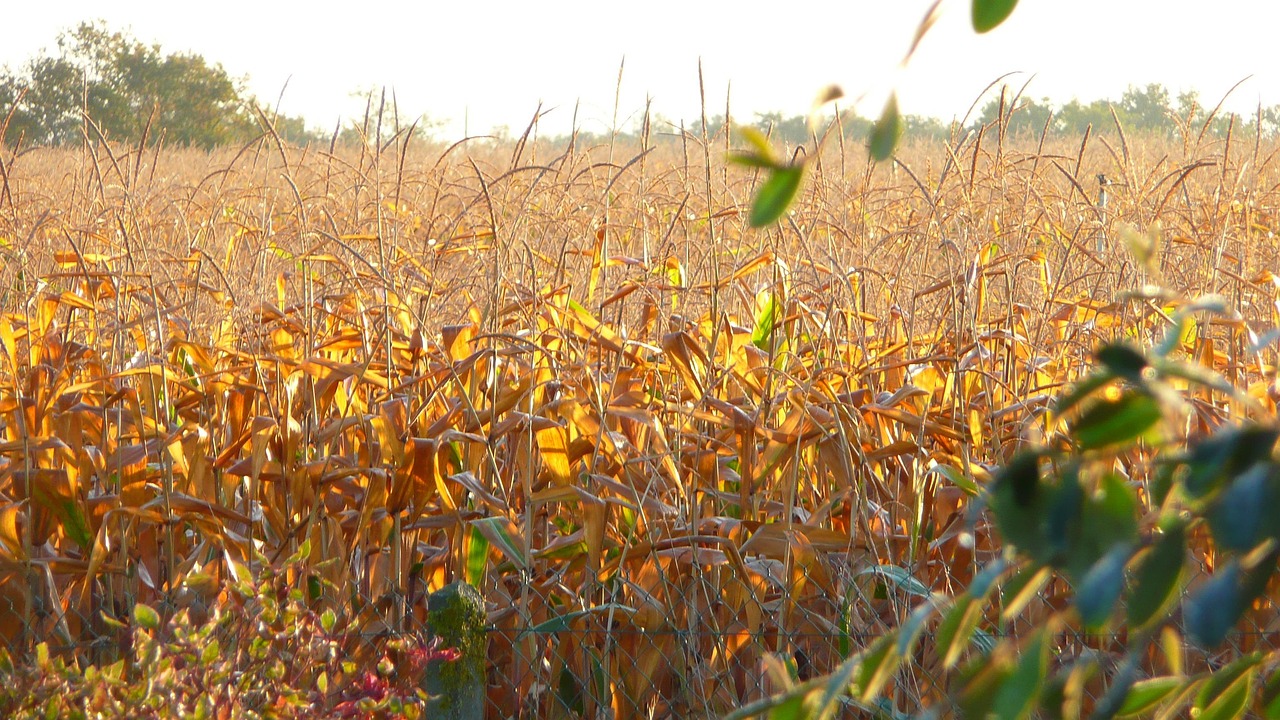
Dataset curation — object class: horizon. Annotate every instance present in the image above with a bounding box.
[7,1,1279,142]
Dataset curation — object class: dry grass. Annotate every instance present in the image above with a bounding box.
[0,114,1278,717]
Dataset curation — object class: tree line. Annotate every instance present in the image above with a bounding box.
[0,22,344,149]
[973,82,1280,141]
[3,22,1276,151]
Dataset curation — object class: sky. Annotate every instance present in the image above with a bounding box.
[5,1,1279,140]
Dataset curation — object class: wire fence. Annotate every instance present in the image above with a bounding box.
[460,560,1279,719]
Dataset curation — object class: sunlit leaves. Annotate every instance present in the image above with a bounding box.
[1194,654,1261,720]
[1118,676,1184,717]
[937,594,984,669]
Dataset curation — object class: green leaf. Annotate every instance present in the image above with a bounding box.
[739,126,778,162]
[749,164,805,228]
[1095,342,1148,383]
[1151,461,1178,507]
[201,638,221,665]
[1261,666,1280,719]
[1184,425,1279,499]
[992,630,1048,720]
[1001,564,1051,622]
[1153,357,1237,395]
[764,693,805,720]
[809,653,864,719]
[1127,523,1187,630]
[1195,654,1261,720]
[286,539,312,566]
[471,515,529,569]
[1046,470,1086,569]
[1209,463,1280,552]
[869,94,902,162]
[1155,313,1194,357]
[1040,655,1101,720]
[1003,451,1042,509]
[972,0,1019,33]
[930,463,979,496]
[1075,543,1133,629]
[898,598,944,657]
[968,557,1009,599]
[1069,473,1139,582]
[1072,391,1161,450]
[588,647,610,710]
[937,594,983,669]
[133,603,160,631]
[728,152,778,170]
[518,604,636,637]
[1054,372,1114,418]
[1118,677,1184,717]
[856,564,931,599]
[956,653,1013,719]
[320,608,336,634]
[29,483,92,551]
[753,289,780,351]
[856,634,900,702]
[557,666,586,716]
[989,453,1048,558]
[1185,560,1242,647]
[465,524,490,587]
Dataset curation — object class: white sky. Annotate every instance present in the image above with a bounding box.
[6,1,1279,140]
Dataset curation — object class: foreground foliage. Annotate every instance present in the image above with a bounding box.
[734,292,1280,718]
[0,544,459,718]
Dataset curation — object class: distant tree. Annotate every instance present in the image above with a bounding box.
[264,111,331,146]
[976,93,1055,137]
[1116,82,1174,133]
[976,84,1193,138]
[901,113,952,143]
[1055,97,1115,134]
[0,21,260,148]
[752,112,811,145]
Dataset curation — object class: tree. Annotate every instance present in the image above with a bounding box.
[0,22,260,148]
[976,93,1056,137]
[1117,82,1175,133]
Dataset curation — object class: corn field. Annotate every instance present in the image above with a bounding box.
[0,116,1278,717]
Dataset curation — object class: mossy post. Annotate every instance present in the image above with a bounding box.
[424,581,486,719]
